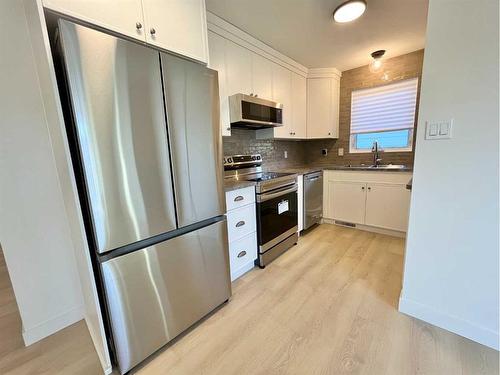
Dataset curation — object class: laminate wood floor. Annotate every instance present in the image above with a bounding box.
[0,249,102,375]
[1,225,498,374]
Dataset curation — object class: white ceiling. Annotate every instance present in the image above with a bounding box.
[205,0,429,71]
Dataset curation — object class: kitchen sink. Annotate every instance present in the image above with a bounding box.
[369,164,407,169]
[343,164,407,170]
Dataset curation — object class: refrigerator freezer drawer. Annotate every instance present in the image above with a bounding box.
[101,219,231,374]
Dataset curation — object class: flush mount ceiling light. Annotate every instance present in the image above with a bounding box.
[369,49,386,72]
[333,0,367,23]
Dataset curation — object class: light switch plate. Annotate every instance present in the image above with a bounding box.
[338,148,344,156]
[425,119,453,140]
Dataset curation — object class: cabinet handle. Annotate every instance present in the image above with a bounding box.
[234,195,244,202]
[237,250,247,258]
[150,28,156,35]
[362,186,365,190]
[368,187,371,191]
[235,220,245,228]
[255,94,258,98]
[328,132,331,136]
[136,22,142,30]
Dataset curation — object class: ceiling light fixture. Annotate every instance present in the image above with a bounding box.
[369,49,386,73]
[333,0,367,23]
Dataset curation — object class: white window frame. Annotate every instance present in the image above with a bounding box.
[349,78,418,153]
[349,129,414,153]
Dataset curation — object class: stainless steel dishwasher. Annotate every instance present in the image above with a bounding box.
[303,171,323,230]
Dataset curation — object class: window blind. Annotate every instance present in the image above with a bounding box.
[350,78,418,134]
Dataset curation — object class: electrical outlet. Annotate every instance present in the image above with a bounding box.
[338,148,344,156]
[284,150,288,159]
[321,149,328,156]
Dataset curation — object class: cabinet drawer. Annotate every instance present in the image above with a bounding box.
[226,204,256,242]
[225,186,255,211]
[229,232,257,280]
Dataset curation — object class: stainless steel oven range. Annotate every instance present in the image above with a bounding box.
[224,155,298,267]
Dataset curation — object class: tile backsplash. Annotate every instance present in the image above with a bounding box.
[222,50,424,169]
[222,128,306,168]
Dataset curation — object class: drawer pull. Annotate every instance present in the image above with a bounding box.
[237,250,247,258]
[234,195,244,202]
[235,220,245,228]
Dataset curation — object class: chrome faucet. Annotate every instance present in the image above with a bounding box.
[372,141,382,166]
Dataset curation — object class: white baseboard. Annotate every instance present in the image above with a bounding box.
[321,219,406,238]
[22,305,84,346]
[399,296,499,350]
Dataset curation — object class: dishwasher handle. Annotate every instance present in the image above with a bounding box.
[305,172,323,181]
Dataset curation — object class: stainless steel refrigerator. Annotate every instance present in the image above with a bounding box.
[55,19,231,374]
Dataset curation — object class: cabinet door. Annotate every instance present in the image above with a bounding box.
[207,31,231,136]
[329,181,367,224]
[272,64,293,139]
[43,0,145,42]
[365,183,411,231]
[307,78,334,139]
[225,42,252,97]
[292,73,307,138]
[142,0,208,63]
[330,77,340,138]
[251,54,273,100]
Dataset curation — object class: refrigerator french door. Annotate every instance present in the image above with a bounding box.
[57,19,230,374]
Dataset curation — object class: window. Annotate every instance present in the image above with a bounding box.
[349,78,418,152]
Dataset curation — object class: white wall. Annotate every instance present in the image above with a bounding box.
[21,1,112,372]
[400,0,499,350]
[0,0,84,344]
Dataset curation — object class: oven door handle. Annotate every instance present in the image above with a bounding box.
[257,183,298,203]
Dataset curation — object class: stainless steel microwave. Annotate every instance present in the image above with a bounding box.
[229,93,283,128]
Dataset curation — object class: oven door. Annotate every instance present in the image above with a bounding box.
[256,184,298,252]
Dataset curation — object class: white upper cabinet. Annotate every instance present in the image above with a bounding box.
[307,76,340,139]
[43,0,209,63]
[142,0,208,63]
[225,42,252,97]
[291,73,307,138]
[251,54,273,100]
[271,64,293,138]
[43,0,145,41]
[207,31,231,137]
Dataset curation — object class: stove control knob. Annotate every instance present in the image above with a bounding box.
[256,155,261,160]
[228,157,233,164]
[251,156,256,161]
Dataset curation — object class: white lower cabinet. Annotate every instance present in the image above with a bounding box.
[226,204,256,242]
[229,232,257,281]
[324,171,412,233]
[329,181,367,224]
[297,175,304,231]
[365,183,411,232]
[225,186,258,281]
